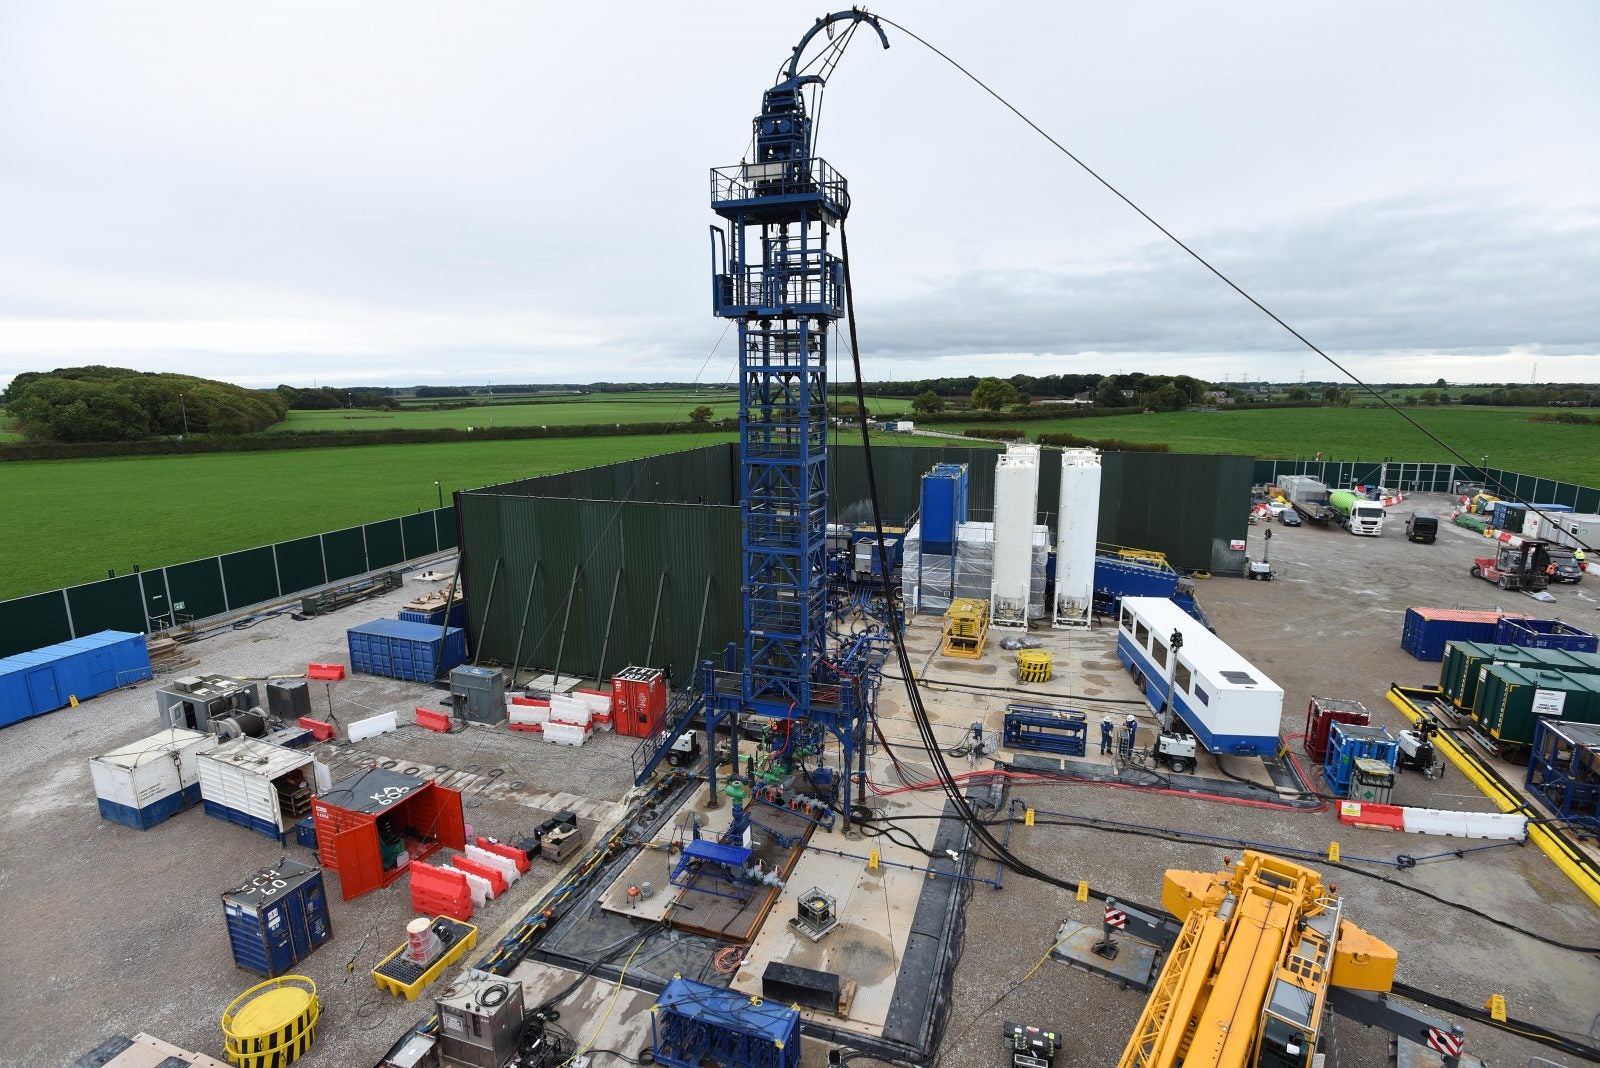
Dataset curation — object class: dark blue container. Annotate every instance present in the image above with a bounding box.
[0,630,152,728]
[347,619,466,682]
[1494,617,1599,653]
[1401,607,1506,661]
[920,463,968,555]
[295,815,318,849]
[221,859,332,977]
[399,601,468,629]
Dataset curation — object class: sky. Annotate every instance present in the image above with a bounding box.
[1,1,1597,391]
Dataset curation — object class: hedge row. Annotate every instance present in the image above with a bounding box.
[961,428,1026,441]
[1036,431,1170,453]
[916,398,1326,424]
[0,419,726,462]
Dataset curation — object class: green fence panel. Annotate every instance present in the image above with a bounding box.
[165,558,228,621]
[322,526,367,581]
[435,506,458,549]
[274,536,326,593]
[363,519,405,569]
[0,591,73,659]
[66,575,145,636]
[401,512,438,558]
[221,546,281,609]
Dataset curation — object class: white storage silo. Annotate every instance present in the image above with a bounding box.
[1053,448,1101,628]
[991,444,1040,628]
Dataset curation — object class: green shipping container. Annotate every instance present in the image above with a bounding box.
[1473,666,1600,748]
[1443,642,1600,714]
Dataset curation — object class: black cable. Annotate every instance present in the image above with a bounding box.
[875,15,1592,554]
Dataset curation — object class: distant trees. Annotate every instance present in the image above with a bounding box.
[4,366,287,443]
[971,377,1019,411]
[688,405,715,427]
[911,390,945,415]
[275,384,389,410]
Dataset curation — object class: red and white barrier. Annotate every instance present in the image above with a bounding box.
[1338,801,1527,840]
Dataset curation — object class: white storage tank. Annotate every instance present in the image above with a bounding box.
[991,444,1041,628]
[90,728,219,830]
[198,737,328,844]
[1054,448,1102,628]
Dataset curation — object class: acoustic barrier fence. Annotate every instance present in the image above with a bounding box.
[0,507,457,660]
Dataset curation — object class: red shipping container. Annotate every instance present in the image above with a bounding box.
[313,768,466,900]
[1303,696,1371,763]
[612,666,667,738]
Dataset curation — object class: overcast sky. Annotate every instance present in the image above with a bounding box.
[2,1,1597,390]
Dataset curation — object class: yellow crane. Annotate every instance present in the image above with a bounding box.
[1112,851,1464,1068]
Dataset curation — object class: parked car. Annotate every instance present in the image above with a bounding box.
[1278,508,1303,527]
[1548,549,1584,583]
[1267,501,1293,518]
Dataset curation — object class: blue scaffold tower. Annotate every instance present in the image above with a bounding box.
[627,11,891,807]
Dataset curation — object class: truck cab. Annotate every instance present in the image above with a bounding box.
[1346,500,1386,536]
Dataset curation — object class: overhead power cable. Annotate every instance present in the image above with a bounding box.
[875,15,1589,552]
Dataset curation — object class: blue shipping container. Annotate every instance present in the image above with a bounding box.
[1401,607,1508,661]
[347,619,466,682]
[399,601,468,629]
[920,463,968,555]
[0,630,151,728]
[1495,617,1599,654]
[222,859,332,977]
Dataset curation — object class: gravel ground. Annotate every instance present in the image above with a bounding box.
[927,494,1600,1068]
[4,495,1599,1068]
[0,573,642,1068]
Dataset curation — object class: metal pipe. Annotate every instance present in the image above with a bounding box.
[508,561,542,688]
[643,570,668,666]
[690,574,714,675]
[804,843,1001,889]
[438,560,464,669]
[594,567,624,686]
[550,565,583,687]
[470,557,502,667]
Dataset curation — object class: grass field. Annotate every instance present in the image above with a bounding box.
[0,432,734,600]
[930,405,1600,485]
[271,390,738,432]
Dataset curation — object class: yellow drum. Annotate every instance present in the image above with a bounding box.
[221,975,320,1068]
[1017,648,1053,682]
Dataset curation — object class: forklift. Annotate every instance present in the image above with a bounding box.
[1470,538,1554,592]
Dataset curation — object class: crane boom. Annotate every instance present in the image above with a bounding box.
[1119,851,1406,1068]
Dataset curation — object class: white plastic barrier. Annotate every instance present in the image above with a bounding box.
[1402,807,1527,840]
[509,703,549,726]
[549,695,592,727]
[574,689,612,716]
[457,867,491,907]
[466,844,520,884]
[544,721,590,747]
[591,716,614,733]
[347,710,398,742]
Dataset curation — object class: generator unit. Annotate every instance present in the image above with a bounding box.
[450,666,507,725]
[157,674,264,735]
[437,969,527,1068]
[267,679,313,720]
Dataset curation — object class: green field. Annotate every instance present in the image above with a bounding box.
[931,405,1600,485]
[271,390,738,432]
[0,432,734,600]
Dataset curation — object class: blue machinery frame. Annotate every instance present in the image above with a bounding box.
[633,12,892,807]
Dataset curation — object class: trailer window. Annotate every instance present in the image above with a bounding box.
[1175,664,1192,692]
[1152,640,1168,668]
[1121,606,1133,630]
[1135,622,1149,647]
[1194,685,1210,706]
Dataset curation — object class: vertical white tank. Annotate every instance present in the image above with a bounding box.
[1053,448,1102,628]
[991,444,1040,627]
